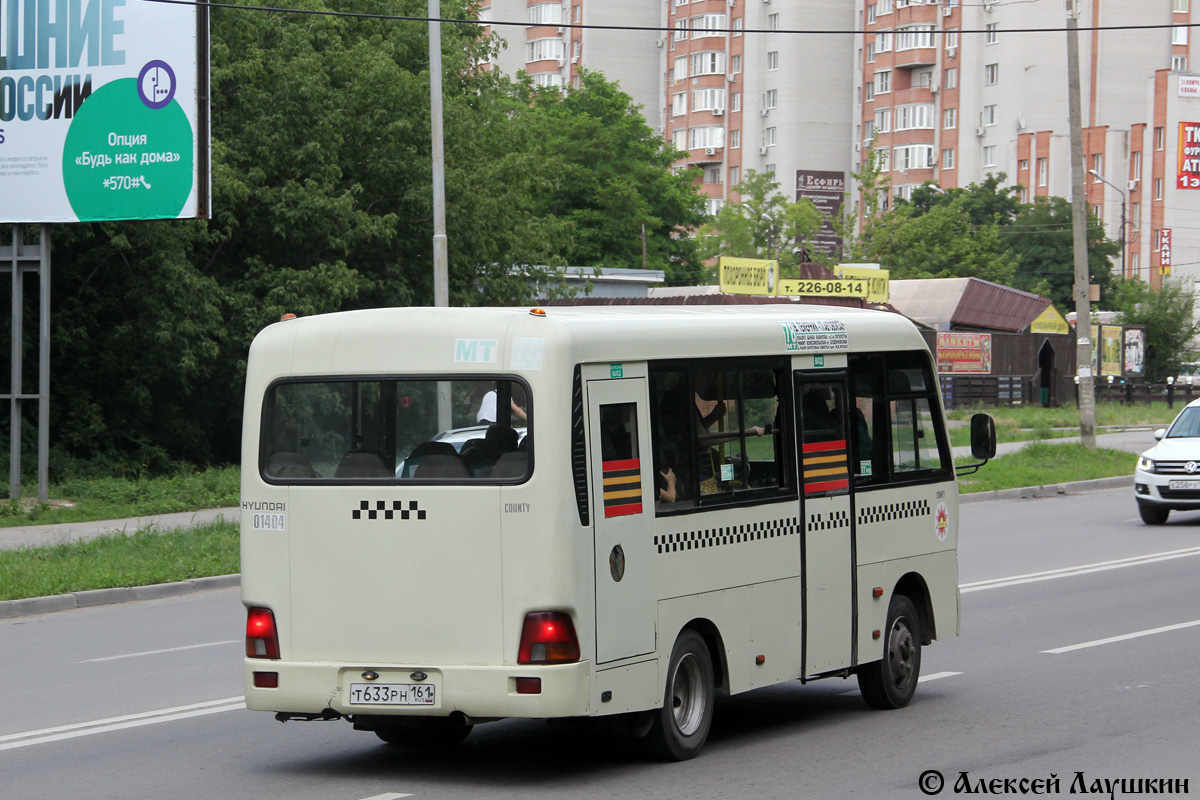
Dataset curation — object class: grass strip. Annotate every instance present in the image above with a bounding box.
[957,443,1133,494]
[0,467,239,528]
[0,520,239,602]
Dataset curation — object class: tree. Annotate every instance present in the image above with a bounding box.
[1114,278,1200,382]
[694,170,823,276]
[1004,196,1121,312]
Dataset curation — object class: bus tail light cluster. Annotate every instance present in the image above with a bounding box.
[246,607,281,659]
[518,611,580,664]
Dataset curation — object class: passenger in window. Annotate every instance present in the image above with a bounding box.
[476,384,528,424]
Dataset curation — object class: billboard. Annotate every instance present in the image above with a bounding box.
[0,0,209,222]
[1179,122,1200,190]
[1124,328,1144,375]
[1100,326,1123,375]
[936,332,992,374]
[795,169,845,259]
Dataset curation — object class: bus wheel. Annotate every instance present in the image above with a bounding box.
[858,594,922,710]
[645,630,715,761]
[374,720,472,747]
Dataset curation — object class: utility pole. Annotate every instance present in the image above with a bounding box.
[429,0,449,309]
[1067,0,1097,448]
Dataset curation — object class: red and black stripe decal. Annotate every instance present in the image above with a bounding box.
[802,440,849,495]
[603,458,642,517]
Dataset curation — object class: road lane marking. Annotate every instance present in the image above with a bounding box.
[840,670,961,695]
[0,697,245,752]
[959,546,1200,593]
[360,795,414,800]
[1042,619,1200,654]
[79,640,241,663]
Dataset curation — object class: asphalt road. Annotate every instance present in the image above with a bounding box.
[2,486,1198,800]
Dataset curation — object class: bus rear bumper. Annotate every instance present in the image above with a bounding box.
[244,659,592,720]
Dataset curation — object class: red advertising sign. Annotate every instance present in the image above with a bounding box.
[936,332,992,374]
[1179,122,1200,189]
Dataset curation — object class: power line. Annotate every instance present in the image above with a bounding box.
[143,0,1200,37]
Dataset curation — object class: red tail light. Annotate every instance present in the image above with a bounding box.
[518,611,580,664]
[246,607,280,659]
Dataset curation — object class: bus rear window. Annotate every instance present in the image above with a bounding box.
[261,378,530,483]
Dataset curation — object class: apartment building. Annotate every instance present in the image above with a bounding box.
[478,1,856,255]
[855,0,1200,289]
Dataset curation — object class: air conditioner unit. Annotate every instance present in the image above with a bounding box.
[943,5,952,14]
[571,56,579,63]
[705,147,717,155]
[946,46,957,58]
[1128,179,1139,191]
[713,108,725,115]
[975,126,985,136]
[759,146,769,154]
[727,74,737,82]
[557,59,566,67]
[930,83,939,93]
[855,142,861,152]
[557,26,565,33]
[656,39,665,47]
[760,108,770,116]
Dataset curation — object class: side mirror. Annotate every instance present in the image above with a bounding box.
[1154,428,1166,441]
[970,413,997,460]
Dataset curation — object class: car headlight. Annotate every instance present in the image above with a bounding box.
[1137,456,1156,473]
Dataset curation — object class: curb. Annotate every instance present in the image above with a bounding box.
[960,475,1132,504]
[0,574,241,620]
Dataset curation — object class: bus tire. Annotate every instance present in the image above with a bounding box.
[858,594,922,710]
[374,719,472,747]
[1138,502,1169,525]
[645,630,715,761]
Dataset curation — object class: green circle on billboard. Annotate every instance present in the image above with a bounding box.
[62,78,194,221]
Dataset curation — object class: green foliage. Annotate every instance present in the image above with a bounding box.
[34,5,707,468]
[1114,278,1200,381]
[695,170,823,276]
[1004,196,1121,311]
[956,443,1132,494]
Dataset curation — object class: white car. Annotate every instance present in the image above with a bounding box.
[1134,397,1200,524]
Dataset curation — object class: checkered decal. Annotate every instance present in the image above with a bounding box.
[807,509,850,532]
[856,499,930,527]
[654,517,799,554]
[352,500,427,521]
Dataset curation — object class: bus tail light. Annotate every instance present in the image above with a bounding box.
[518,612,580,664]
[246,607,281,659]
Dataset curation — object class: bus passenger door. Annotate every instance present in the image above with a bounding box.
[587,379,656,664]
[795,372,856,676]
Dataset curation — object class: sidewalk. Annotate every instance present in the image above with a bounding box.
[0,507,239,551]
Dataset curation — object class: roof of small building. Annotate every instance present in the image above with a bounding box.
[887,277,1053,333]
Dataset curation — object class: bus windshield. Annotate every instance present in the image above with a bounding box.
[261,377,530,482]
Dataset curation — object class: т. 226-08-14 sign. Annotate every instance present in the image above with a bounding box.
[0,0,209,223]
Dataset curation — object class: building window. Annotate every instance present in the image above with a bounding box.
[533,72,564,88]
[1173,55,1189,71]
[1133,150,1142,180]
[527,3,562,24]
[731,92,741,112]
[867,4,877,24]
[1155,177,1164,199]
[693,87,726,112]
[732,18,742,36]
[731,54,742,74]
[690,51,727,76]
[765,89,778,109]
[985,64,999,85]
[691,13,727,36]
[706,166,723,184]
[895,104,935,130]
[1173,26,1189,45]
[896,25,935,50]
[764,127,777,146]
[943,148,955,169]
[983,145,996,167]
[893,144,935,170]
[730,165,740,186]
[672,129,688,150]
[1037,157,1048,186]
[875,108,892,133]
[765,164,776,175]
[983,104,997,126]
[876,32,893,52]
[673,56,688,81]
[673,19,689,42]
[1131,202,1140,227]
[1019,159,1029,171]
[878,0,893,14]
[526,38,565,63]
[1156,126,1165,150]
[864,83,874,102]
[707,198,724,216]
[945,28,959,49]
[768,13,779,30]
[945,67,957,89]
[867,43,877,62]
[688,126,726,149]
[730,129,741,149]
[573,4,581,23]
[767,51,780,70]
[943,107,957,129]
[875,70,892,94]
[1091,153,1104,179]
[985,22,998,44]
[1174,0,1188,12]
[673,92,688,117]
[1092,203,1102,220]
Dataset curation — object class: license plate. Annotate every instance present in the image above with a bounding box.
[1169,480,1200,490]
[348,683,436,706]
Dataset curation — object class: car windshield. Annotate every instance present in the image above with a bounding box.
[262,378,530,482]
[1166,406,1200,438]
